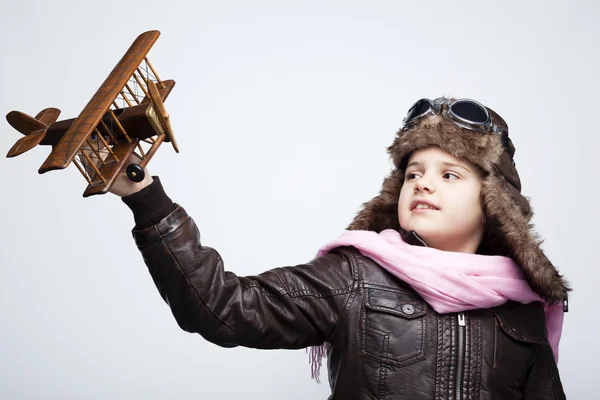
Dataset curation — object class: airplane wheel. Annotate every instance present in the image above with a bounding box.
[126,163,145,182]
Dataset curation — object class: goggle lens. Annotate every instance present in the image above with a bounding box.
[405,100,433,122]
[450,100,489,124]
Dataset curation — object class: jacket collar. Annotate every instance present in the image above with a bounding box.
[401,230,428,247]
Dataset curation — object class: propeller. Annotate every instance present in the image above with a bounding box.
[147,80,179,153]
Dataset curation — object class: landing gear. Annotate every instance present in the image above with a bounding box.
[126,163,145,182]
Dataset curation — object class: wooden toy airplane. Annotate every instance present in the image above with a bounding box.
[5,30,178,197]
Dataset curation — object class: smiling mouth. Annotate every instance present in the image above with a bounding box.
[411,202,439,212]
[413,204,437,210]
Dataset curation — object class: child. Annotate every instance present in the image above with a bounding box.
[111,96,569,399]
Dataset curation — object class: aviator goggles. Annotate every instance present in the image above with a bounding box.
[402,97,506,135]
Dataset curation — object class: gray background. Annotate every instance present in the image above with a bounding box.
[0,0,597,398]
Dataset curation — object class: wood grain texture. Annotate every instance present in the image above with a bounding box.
[82,138,139,197]
[39,30,160,174]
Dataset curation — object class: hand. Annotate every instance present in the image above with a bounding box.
[80,138,154,197]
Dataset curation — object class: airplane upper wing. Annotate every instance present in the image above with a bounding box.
[38,30,160,174]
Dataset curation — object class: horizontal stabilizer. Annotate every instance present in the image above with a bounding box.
[35,108,61,126]
[6,129,47,157]
[6,111,46,136]
[5,108,59,157]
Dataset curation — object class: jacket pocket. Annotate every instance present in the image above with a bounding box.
[360,287,428,367]
[493,315,539,388]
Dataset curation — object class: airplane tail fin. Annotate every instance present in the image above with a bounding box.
[6,108,60,157]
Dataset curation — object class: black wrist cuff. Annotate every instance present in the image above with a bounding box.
[121,176,176,229]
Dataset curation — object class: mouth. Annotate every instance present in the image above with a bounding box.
[410,200,439,212]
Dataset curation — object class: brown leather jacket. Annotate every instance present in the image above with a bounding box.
[124,179,566,399]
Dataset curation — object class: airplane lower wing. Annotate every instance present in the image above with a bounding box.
[82,139,139,197]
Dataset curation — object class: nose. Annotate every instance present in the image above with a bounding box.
[414,176,435,193]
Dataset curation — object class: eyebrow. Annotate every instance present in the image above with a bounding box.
[441,161,472,173]
[406,161,423,170]
[406,160,473,174]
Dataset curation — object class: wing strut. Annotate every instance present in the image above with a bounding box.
[107,110,132,142]
[144,57,162,87]
[124,83,140,105]
[132,72,150,98]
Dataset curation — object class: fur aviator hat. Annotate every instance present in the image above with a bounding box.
[347,97,570,305]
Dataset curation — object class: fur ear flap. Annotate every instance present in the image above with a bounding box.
[347,169,402,232]
[481,176,570,304]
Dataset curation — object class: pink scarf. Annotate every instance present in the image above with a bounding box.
[308,229,563,381]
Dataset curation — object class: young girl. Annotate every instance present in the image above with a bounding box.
[107,96,569,399]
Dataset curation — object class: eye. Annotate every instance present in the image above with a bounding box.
[406,172,421,181]
[443,172,460,180]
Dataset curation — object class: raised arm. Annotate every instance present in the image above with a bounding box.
[122,177,356,349]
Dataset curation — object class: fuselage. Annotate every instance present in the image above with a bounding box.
[40,103,157,146]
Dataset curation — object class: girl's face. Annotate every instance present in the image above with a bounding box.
[398,146,485,253]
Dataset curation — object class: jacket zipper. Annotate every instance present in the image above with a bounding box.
[411,231,427,247]
[456,313,466,400]
[411,231,466,398]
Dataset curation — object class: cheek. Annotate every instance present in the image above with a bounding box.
[397,185,411,219]
[448,186,483,223]
[398,186,408,206]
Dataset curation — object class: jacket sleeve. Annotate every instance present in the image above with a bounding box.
[522,344,567,399]
[122,177,356,350]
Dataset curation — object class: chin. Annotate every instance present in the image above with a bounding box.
[411,228,439,243]
[407,224,454,248]
[401,219,437,236]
